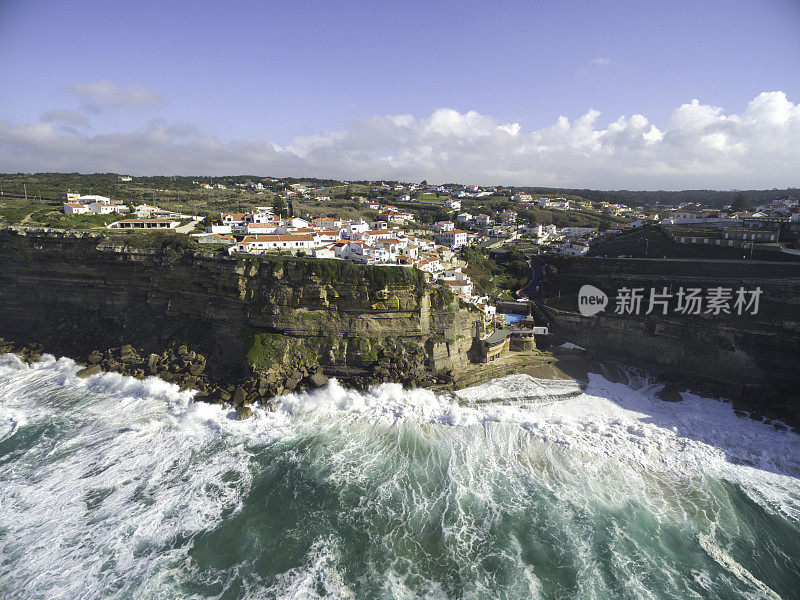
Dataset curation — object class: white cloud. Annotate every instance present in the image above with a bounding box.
[40,109,90,128]
[1,92,798,189]
[589,57,611,67]
[67,79,164,111]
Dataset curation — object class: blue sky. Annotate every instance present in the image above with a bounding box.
[0,0,798,188]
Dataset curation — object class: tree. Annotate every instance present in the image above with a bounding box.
[272,196,287,218]
[730,193,749,213]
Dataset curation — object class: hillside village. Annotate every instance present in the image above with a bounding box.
[1,174,798,322]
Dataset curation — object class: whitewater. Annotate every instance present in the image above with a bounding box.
[1,353,799,600]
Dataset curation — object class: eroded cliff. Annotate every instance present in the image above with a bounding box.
[0,228,482,398]
[539,256,800,424]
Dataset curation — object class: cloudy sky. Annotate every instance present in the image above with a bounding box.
[1,0,798,189]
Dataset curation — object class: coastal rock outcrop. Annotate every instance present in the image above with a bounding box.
[0,227,483,401]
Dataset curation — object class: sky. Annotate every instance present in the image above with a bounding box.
[0,0,798,189]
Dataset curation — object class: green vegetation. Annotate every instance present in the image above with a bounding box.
[461,246,530,299]
[242,329,319,369]
[349,337,378,362]
[430,284,455,308]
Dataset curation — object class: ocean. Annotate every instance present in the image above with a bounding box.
[1,353,798,599]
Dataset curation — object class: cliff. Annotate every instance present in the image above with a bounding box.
[0,228,482,399]
[539,257,800,425]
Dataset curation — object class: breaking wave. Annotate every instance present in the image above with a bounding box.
[1,353,799,599]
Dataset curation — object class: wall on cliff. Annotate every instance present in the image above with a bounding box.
[0,228,482,385]
[539,256,800,423]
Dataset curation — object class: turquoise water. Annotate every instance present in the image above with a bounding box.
[1,354,799,599]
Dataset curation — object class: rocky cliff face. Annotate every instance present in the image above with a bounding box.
[539,257,800,425]
[0,228,482,396]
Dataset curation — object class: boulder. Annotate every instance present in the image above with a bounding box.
[77,364,102,378]
[309,371,328,387]
[232,387,246,405]
[235,405,253,420]
[119,344,137,363]
[188,362,206,376]
[285,374,302,390]
[88,351,103,365]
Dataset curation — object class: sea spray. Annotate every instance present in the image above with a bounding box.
[1,353,799,599]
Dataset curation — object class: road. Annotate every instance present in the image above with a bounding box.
[176,219,200,233]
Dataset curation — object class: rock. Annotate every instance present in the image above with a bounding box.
[119,344,137,362]
[88,350,103,365]
[188,362,206,376]
[657,385,683,403]
[232,387,246,405]
[180,375,199,390]
[235,405,253,420]
[77,364,102,378]
[285,374,302,390]
[218,389,231,402]
[177,345,189,357]
[193,393,210,403]
[309,371,328,387]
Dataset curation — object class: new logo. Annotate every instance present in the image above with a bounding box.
[578,284,608,316]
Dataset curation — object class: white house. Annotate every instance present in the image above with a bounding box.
[134,204,160,218]
[232,233,316,254]
[456,213,474,224]
[444,279,474,300]
[63,203,90,215]
[475,214,493,227]
[377,210,415,223]
[434,229,469,248]
[415,256,440,273]
[433,220,455,232]
[558,241,590,255]
[284,217,310,229]
[359,228,396,244]
[499,210,517,224]
[512,193,532,203]
[311,217,344,229]
[445,198,461,210]
[221,213,248,226]
[77,194,113,205]
[343,218,370,238]
[88,202,126,214]
[311,245,337,259]
[206,224,233,234]
[244,223,280,234]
